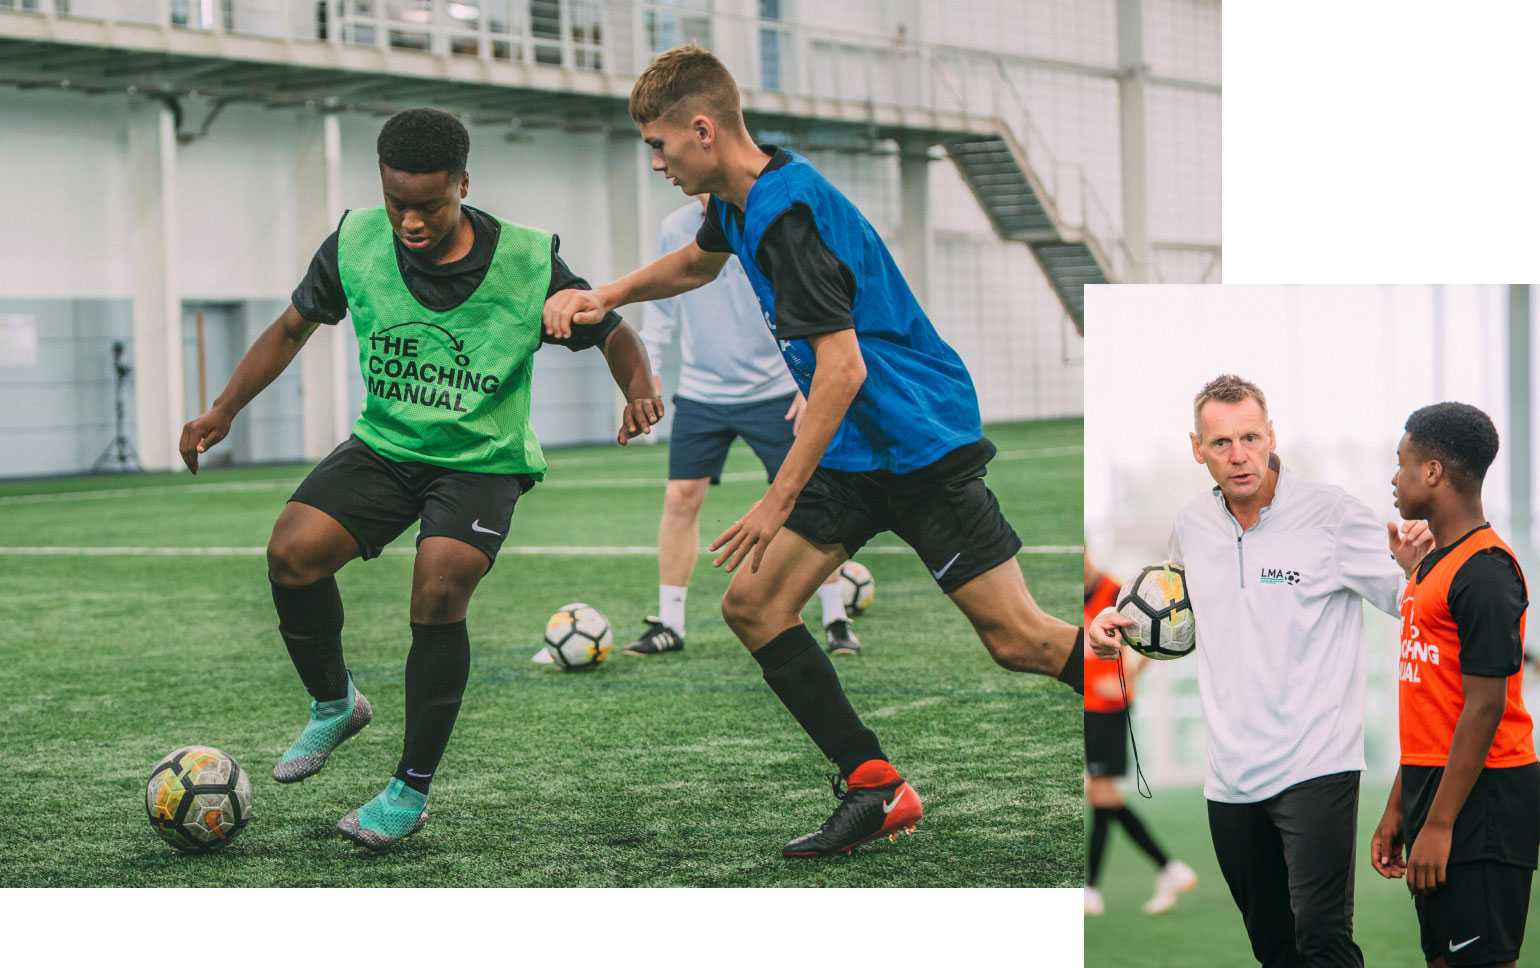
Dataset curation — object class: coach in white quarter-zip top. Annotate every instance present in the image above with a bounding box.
[1088,374,1434,968]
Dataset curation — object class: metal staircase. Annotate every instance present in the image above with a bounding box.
[937,59,1126,332]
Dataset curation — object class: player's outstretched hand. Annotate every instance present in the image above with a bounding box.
[1404,819,1451,895]
[1369,805,1407,879]
[178,407,232,474]
[542,288,611,341]
[617,396,665,446]
[1387,520,1434,577]
[709,490,795,574]
[1087,605,1132,660]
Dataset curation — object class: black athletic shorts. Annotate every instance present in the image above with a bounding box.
[289,435,534,568]
[1084,708,1129,778]
[1415,861,1532,966]
[783,437,1021,593]
[1404,762,1540,966]
[667,392,797,484]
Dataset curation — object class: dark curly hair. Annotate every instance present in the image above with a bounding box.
[1404,401,1499,492]
[377,108,469,174]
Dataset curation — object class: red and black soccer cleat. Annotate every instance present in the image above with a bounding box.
[782,759,923,858]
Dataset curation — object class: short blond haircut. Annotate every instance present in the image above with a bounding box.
[1193,374,1269,427]
[628,42,744,128]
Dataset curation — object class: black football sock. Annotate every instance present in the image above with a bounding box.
[1115,805,1170,868]
[271,576,348,703]
[395,620,471,795]
[753,624,885,778]
[1057,628,1085,694]
[1089,806,1115,886]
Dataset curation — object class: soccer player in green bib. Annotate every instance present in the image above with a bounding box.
[178,108,662,850]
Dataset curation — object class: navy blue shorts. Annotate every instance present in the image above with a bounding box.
[668,392,798,484]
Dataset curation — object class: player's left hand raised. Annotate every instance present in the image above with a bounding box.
[1405,819,1451,895]
[617,395,664,445]
[710,490,796,573]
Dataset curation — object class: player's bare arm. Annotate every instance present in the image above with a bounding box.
[543,242,728,340]
[709,329,864,573]
[598,322,665,445]
[1405,673,1508,895]
[1371,766,1408,879]
[179,304,319,473]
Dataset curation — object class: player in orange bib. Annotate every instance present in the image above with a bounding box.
[1372,402,1539,968]
[1083,554,1196,916]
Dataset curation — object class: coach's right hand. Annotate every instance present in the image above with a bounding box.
[1087,606,1132,660]
[542,288,613,341]
[179,406,233,474]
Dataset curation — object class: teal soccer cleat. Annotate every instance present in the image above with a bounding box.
[271,675,372,784]
[336,779,429,851]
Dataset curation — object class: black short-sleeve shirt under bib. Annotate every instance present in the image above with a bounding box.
[291,204,621,351]
[694,147,857,342]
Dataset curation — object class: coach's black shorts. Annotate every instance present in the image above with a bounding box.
[783,437,1021,593]
[289,436,534,568]
[1415,861,1532,966]
[1084,708,1129,778]
[668,392,798,484]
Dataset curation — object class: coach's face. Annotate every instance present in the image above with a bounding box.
[379,163,468,258]
[1191,398,1275,502]
[1391,432,1436,519]
[640,113,718,197]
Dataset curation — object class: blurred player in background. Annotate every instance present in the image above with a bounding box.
[1083,554,1196,916]
[546,44,1086,858]
[1088,374,1432,966]
[1373,402,1538,968]
[179,108,660,851]
[623,194,860,658]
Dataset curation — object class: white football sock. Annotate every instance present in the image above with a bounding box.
[818,581,848,627]
[659,585,687,635]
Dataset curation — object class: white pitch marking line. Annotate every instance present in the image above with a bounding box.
[0,544,1082,558]
[0,446,1082,505]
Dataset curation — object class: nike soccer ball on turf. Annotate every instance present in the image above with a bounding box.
[145,745,252,853]
[543,602,613,671]
[1116,563,1195,660]
[836,561,875,615]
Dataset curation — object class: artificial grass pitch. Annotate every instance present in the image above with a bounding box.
[1085,783,1540,966]
[0,419,1081,887]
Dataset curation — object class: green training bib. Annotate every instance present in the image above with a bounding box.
[337,207,551,477]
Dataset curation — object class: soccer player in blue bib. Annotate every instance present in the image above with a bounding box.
[546,44,1086,857]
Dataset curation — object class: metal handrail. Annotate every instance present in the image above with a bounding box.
[9,0,1133,275]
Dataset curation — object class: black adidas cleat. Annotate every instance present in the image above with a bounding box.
[782,764,923,858]
[825,619,861,656]
[621,617,685,656]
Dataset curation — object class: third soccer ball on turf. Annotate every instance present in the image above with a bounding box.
[836,561,875,615]
[145,745,252,853]
[1116,563,1195,660]
[543,602,613,671]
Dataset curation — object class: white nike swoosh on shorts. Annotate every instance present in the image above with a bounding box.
[470,519,501,536]
[931,552,962,581]
[1449,937,1480,953]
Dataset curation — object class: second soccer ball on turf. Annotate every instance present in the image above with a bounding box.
[543,602,613,671]
[1116,563,1196,660]
[145,745,253,853]
[836,561,875,616]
